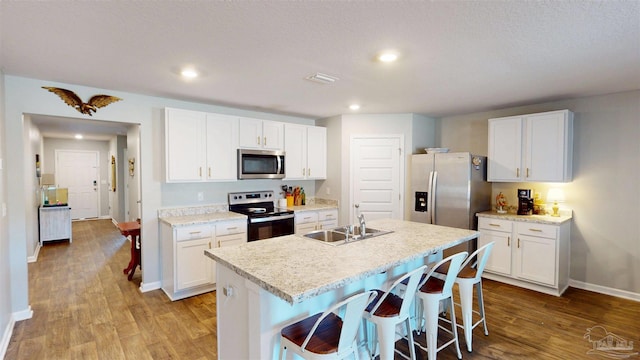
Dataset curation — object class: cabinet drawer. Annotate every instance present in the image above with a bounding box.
[175,225,213,241]
[217,233,247,248]
[318,209,337,222]
[295,212,319,224]
[517,222,557,239]
[478,218,512,232]
[216,220,247,236]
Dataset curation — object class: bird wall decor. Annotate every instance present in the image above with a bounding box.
[42,86,122,116]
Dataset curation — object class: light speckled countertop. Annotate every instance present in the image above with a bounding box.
[477,211,572,225]
[205,218,478,304]
[159,212,247,227]
[278,203,338,212]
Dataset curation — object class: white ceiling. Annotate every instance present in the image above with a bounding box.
[1,1,639,129]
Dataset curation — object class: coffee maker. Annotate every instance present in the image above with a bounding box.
[517,189,533,215]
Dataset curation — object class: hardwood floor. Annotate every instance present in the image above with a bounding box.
[6,219,640,359]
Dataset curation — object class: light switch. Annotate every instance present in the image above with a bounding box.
[0,158,3,170]
[197,192,204,201]
[2,203,6,217]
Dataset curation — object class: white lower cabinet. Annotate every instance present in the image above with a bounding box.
[294,209,339,234]
[39,206,72,243]
[161,219,247,301]
[477,216,570,296]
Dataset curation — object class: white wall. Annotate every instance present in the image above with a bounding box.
[318,113,436,225]
[438,90,640,295]
[2,75,316,318]
[0,71,13,357]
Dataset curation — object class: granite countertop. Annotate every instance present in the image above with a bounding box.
[278,203,338,212]
[205,218,478,304]
[159,212,247,227]
[477,210,572,225]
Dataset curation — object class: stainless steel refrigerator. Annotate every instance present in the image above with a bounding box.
[410,152,491,256]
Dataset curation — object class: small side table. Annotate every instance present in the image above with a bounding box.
[118,220,141,281]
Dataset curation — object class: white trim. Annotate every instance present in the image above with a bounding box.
[569,279,640,302]
[139,281,161,293]
[0,316,15,360]
[13,306,33,322]
[27,243,41,263]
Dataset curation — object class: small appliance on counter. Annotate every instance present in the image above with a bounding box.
[517,188,533,215]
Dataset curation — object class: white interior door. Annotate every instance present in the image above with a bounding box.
[56,150,99,219]
[350,136,404,223]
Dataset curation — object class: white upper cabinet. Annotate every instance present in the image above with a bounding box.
[284,124,326,180]
[206,113,239,181]
[165,108,207,182]
[239,117,284,150]
[165,108,238,182]
[488,110,573,182]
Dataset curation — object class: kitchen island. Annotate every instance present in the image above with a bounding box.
[205,218,479,359]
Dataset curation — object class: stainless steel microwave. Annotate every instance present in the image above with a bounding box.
[237,149,286,179]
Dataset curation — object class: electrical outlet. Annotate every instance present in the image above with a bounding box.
[223,285,234,297]
[2,203,6,217]
[197,192,204,201]
[326,187,331,195]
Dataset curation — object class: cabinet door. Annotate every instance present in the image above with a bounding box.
[262,121,284,150]
[206,114,238,181]
[306,126,327,179]
[176,238,213,290]
[284,124,307,180]
[238,117,263,149]
[478,230,511,276]
[515,235,556,286]
[295,222,318,235]
[488,116,523,182]
[165,108,207,182]
[524,111,570,182]
[217,233,247,248]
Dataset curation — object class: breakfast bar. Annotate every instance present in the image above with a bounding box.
[205,218,479,359]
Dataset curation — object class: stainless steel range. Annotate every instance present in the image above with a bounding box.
[228,191,295,241]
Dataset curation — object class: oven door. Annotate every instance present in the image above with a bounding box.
[248,215,295,241]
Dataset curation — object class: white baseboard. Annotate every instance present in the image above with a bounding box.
[27,243,41,263]
[13,306,33,322]
[140,281,161,293]
[0,316,15,360]
[569,279,640,302]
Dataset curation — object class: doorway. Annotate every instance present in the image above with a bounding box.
[349,135,405,223]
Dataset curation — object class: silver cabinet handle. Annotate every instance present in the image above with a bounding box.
[529,228,543,232]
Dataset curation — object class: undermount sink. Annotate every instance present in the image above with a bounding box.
[303,226,393,246]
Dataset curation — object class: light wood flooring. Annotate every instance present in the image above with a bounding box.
[6,219,640,359]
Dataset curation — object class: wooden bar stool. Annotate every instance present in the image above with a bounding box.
[434,242,494,352]
[117,220,141,281]
[414,252,467,360]
[279,290,376,360]
[363,265,428,360]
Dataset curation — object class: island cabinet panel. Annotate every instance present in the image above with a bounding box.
[165,108,238,183]
[477,215,570,296]
[161,220,246,301]
[488,109,573,182]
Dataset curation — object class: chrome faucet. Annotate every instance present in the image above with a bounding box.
[358,214,366,238]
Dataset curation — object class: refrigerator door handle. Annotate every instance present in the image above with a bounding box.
[431,171,438,224]
[427,171,434,224]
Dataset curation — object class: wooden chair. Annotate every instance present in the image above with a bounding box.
[279,290,377,359]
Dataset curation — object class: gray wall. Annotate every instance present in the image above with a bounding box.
[438,90,640,295]
[42,138,111,218]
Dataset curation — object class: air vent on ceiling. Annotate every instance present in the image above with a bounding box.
[305,72,339,84]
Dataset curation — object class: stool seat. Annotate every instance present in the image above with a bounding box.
[419,277,445,294]
[281,313,343,355]
[365,290,403,318]
[434,261,477,279]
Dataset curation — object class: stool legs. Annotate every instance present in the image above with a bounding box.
[458,279,489,353]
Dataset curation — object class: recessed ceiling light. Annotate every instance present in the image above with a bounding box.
[180,68,199,79]
[74,134,83,139]
[349,104,361,110]
[378,51,399,63]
